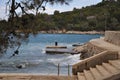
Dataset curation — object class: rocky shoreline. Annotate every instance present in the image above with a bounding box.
[38,31,104,35]
[73,41,106,60]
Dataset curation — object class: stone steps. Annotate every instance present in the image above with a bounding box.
[109,60,120,69]
[77,73,86,80]
[77,59,120,80]
[90,67,102,80]
[102,63,118,74]
[84,70,94,80]
[96,65,111,77]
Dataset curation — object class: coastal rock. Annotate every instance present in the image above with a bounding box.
[73,45,87,53]
[16,64,26,69]
[74,41,106,60]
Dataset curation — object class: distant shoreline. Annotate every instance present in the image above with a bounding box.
[16,30,105,35]
[38,31,105,35]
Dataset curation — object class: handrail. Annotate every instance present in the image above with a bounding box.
[72,51,119,75]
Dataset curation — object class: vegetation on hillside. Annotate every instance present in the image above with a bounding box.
[1,0,120,33]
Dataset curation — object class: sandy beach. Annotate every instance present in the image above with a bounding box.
[0,73,76,80]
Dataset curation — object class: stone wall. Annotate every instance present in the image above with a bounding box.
[105,31,120,46]
[72,51,119,75]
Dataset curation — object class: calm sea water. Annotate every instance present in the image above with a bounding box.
[0,33,102,75]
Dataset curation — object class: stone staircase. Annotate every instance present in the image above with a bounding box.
[77,59,120,80]
[72,51,120,80]
[73,31,120,80]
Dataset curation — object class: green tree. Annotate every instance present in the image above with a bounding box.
[54,10,60,15]
[0,0,72,55]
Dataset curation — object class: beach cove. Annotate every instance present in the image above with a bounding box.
[0,33,102,75]
[0,31,120,80]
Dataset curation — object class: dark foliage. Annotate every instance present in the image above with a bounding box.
[0,0,72,56]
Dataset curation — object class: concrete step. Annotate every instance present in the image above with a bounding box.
[77,73,86,80]
[109,60,120,69]
[90,67,103,80]
[84,70,94,80]
[102,63,118,74]
[96,65,111,77]
[115,60,120,64]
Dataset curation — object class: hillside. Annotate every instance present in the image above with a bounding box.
[52,0,120,31]
[0,0,120,32]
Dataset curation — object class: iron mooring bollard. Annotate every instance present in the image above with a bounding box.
[58,63,60,76]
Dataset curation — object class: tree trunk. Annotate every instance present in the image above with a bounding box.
[10,0,15,24]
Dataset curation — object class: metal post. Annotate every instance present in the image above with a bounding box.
[68,64,70,76]
[58,63,60,76]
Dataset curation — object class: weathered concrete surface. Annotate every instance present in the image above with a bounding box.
[46,46,67,49]
[74,38,120,59]
[0,73,76,80]
[105,31,120,46]
[46,48,78,54]
[72,51,119,75]
[89,38,120,51]
[76,59,120,80]
[72,31,120,79]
